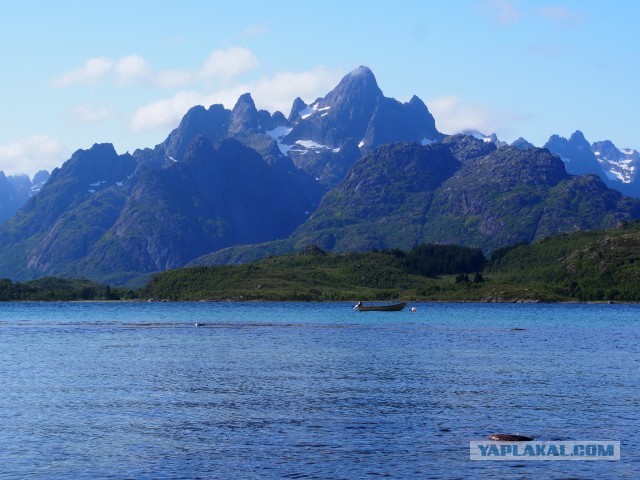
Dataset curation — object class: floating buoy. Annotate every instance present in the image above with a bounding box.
[411,307,417,312]
[488,434,534,442]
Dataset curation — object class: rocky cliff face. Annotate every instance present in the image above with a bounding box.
[0,138,323,283]
[193,136,640,264]
[0,65,637,283]
[282,66,442,150]
[0,170,50,224]
[545,131,640,198]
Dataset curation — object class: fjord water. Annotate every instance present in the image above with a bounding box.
[0,302,638,479]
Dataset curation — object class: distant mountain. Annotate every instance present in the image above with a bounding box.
[0,170,50,224]
[131,66,443,190]
[511,137,535,150]
[0,138,323,284]
[545,131,640,197]
[277,66,444,187]
[146,221,640,303]
[192,136,640,264]
[544,131,602,177]
[132,65,444,192]
[0,65,638,284]
[463,131,507,148]
[592,139,639,186]
[295,138,640,253]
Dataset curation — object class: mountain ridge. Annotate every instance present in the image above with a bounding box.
[0,66,638,285]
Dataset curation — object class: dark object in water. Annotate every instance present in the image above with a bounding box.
[488,434,534,441]
[194,322,206,327]
[511,327,526,331]
[355,302,407,312]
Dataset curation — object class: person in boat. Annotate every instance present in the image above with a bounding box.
[353,301,363,309]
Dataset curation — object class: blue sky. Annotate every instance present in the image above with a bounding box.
[0,0,638,176]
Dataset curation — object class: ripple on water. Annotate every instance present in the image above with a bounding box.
[0,302,638,479]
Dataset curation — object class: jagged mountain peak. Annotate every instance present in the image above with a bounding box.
[592,139,639,187]
[233,92,256,110]
[511,137,535,150]
[569,130,587,142]
[160,103,231,162]
[51,143,135,188]
[281,65,441,157]
[408,95,426,107]
[228,93,260,136]
[288,97,309,123]
[322,65,382,108]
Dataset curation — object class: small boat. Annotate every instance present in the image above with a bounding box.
[354,302,407,312]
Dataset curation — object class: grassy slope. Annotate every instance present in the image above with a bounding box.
[487,220,640,301]
[140,222,640,302]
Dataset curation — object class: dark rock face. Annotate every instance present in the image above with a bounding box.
[592,139,640,197]
[2,64,637,282]
[0,171,49,224]
[163,104,231,161]
[228,93,261,136]
[511,137,535,150]
[291,142,461,252]
[544,130,603,177]
[288,97,309,123]
[233,139,640,259]
[593,140,621,161]
[276,66,444,188]
[106,137,322,274]
[0,138,324,282]
[545,131,640,198]
[441,134,496,161]
[362,95,441,147]
[283,66,442,151]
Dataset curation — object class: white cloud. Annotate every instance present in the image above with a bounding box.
[130,91,218,132]
[52,47,259,89]
[52,57,115,87]
[249,67,342,113]
[199,47,259,84]
[428,95,499,136]
[129,66,342,133]
[156,69,196,89]
[428,95,531,142]
[114,55,152,85]
[0,135,70,176]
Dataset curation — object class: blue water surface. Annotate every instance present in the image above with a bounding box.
[0,302,638,479]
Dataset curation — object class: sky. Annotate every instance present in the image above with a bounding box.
[0,0,638,177]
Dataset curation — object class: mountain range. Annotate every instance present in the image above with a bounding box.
[0,66,638,285]
[0,170,50,223]
[470,129,639,197]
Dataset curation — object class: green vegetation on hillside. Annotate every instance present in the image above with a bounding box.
[140,244,486,301]
[140,222,640,302]
[486,220,640,301]
[386,243,486,277]
[0,277,135,301]
[5,222,640,302]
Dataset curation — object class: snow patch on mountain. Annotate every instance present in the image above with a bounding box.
[266,126,294,156]
[594,150,637,184]
[590,139,639,185]
[298,106,314,120]
[296,140,340,152]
